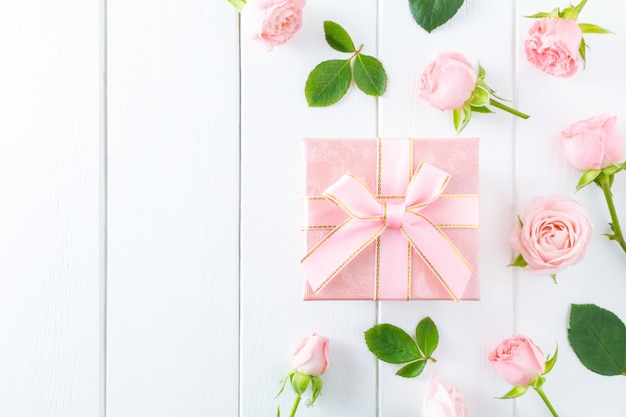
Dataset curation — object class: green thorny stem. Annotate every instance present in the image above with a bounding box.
[598,173,626,253]
[533,386,560,417]
[288,395,301,417]
[489,98,530,119]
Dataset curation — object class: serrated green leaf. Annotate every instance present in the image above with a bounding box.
[568,304,626,376]
[498,385,529,399]
[323,20,356,53]
[579,23,614,35]
[408,0,464,33]
[576,169,600,192]
[415,317,439,358]
[305,59,352,107]
[364,323,421,364]
[508,254,528,268]
[396,359,427,378]
[353,54,387,96]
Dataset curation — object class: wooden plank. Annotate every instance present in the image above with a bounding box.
[239,1,378,416]
[377,1,516,416]
[515,0,626,415]
[106,1,240,415]
[0,1,102,416]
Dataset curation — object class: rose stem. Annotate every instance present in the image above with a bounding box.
[489,98,530,119]
[533,386,560,417]
[598,174,626,253]
[288,395,301,417]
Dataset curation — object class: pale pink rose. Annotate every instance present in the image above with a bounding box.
[559,113,625,170]
[291,333,328,376]
[419,51,477,110]
[489,334,545,387]
[510,195,592,276]
[422,374,469,417]
[242,0,306,51]
[524,18,583,77]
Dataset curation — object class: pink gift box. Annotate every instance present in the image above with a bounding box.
[302,138,480,301]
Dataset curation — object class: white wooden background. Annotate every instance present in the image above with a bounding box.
[1,0,625,416]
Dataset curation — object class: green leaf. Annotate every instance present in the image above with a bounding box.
[560,6,580,20]
[323,21,356,53]
[477,64,486,80]
[544,343,558,374]
[408,0,465,33]
[364,323,421,363]
[579,36,587,68]
[508,253,528,268]
[396,359,427,378]
[524,12,550,18]
[498,385,529,399]
[576,169,601,191]
[305,59,352,107]
[227,0,246,12]
[574,0,588,13]
[454,105,472,134]
[452,108,462,132]
[353,54,387,96]
[579,23,614,35]
[550,274,557,284]
[309,376,323,406]
[602,165,622,176]
[415,317,439,358]
[470,105,494,114]
[568,304,626,376]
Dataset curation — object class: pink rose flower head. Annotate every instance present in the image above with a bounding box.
[524,18,583,77]
[510,194,592,276]
[291,332,329,376]
[489,334,545,387]
[559,113,625,171]
[422,374,469,417]
[242,0,306,51]
[419,51,477,111]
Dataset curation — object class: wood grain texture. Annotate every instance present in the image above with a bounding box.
[0,1,102,416]
[106,1,240,416]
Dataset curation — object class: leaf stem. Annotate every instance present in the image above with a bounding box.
[533,386,560,417]
[598,174,626,253]
[350,44,364,59]
[288,395,301,417]
[489,98,530,119]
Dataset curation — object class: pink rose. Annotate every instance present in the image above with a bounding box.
[422,374,469,417]
[489,334,545,387]
[291,333,329,376]
[524,18,583,77]
[510,195,592,276]
[559,113,625,170]
[419,51,477,110]
[243,0,306,51]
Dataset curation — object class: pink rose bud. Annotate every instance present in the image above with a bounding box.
[489,334,545,387]
[422,374,469,417]
[291,333,329,376]
[524,18,583,77]
[418,51,477,111]
[242,0,306,51]
[510,194,592,276]
[559,113,625,170]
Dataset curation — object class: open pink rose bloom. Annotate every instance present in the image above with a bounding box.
[243,0,306,51]
[510,194,592,276]
[524,18,583,77]
[489,334,545,387]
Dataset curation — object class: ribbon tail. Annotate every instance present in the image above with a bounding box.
[401,216,472,301]
[302,218,386,294]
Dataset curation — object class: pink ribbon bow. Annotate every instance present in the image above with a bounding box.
[302,139,477,301]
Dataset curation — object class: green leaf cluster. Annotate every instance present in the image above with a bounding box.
[568,304,626,376]
[408,0,464,33]
[364,317,438,378]
[453,64,529,134]
[498,344,559,399]
[305,21,387,107]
